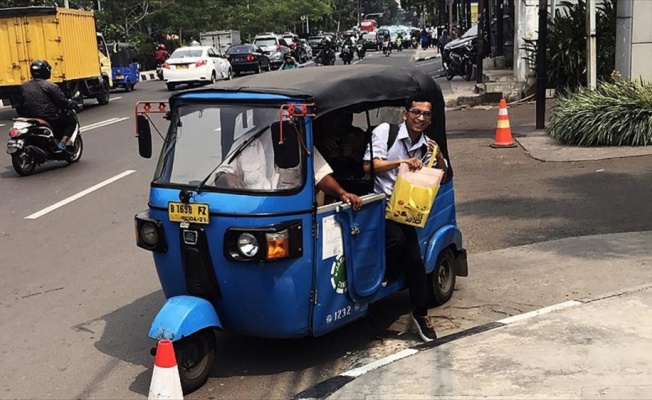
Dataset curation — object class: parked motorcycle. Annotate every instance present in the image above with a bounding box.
[443,40,476,81]
[6,110,83,176]
[340,44,354,65]
[382,41,392,57]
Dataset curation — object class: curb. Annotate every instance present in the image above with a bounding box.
[292,296,610,400]
[140,70,158,81]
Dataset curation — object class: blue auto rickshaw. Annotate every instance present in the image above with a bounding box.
[134,64,468,393]
[109,42,140,92]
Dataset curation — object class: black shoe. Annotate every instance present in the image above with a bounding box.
[411,311,437,342]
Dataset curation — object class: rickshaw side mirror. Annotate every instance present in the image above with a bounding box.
[271,120,300,168]
[136,114,152,159]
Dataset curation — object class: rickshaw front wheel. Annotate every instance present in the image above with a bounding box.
[428,249,456,306]
[175,328,216,394]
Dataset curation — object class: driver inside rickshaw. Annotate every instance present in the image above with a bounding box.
[214,108,363,210]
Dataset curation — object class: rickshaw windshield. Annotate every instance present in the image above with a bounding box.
[154,104,304,193]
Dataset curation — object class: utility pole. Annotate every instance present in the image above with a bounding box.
[535,0,548,129]
[64,0,69,7]
[586,0,597,89]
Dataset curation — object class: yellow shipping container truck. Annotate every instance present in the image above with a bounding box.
[0,6,111,108]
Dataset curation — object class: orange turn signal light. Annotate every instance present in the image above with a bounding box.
[265,230,290,260]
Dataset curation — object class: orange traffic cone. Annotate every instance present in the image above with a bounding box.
[491,99,517,148]
[148,340,183,400]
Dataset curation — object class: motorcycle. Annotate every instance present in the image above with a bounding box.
[356,44,366,60]
[443,40,476,81]
[6,110,83,176]
[339,44,354,65]
[382,40,392,57]
[314,49,336,66]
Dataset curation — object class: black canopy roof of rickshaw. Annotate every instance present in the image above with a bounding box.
[170,65,451,175]
[172,64,443,117]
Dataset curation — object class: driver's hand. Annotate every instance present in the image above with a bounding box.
[214,172,245,188]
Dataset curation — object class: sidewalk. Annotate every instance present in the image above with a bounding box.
[327,283,652,399]
[294,231,652,399]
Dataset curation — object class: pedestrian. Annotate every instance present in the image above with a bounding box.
[420,28,430,50]
[362,93,448,342]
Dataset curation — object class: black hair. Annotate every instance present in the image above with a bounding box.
[404,93,433,110]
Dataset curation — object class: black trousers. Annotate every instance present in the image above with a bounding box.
[385,220,430,316]
[48,113,76,140]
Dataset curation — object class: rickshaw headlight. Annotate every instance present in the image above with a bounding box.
[237,233,259,258]
[135,212,167,252]
[140,222,159,247]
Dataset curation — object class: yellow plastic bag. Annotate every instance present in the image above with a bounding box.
[385,150,444,228]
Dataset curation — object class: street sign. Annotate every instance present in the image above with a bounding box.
[446,0,454,5]
[300,15,306,21]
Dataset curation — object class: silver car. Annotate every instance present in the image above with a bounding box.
[252,35,291,69]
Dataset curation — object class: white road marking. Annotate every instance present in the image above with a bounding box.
[84,117,130,131]
[25,170,136,220]
[497,300,582,325]
[340,348,419,378]
[0,124,5,127]
[109,96,122,102]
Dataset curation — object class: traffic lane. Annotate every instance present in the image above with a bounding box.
[0,86,167,231]
[0,166,160,399]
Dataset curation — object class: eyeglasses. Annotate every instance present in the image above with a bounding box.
[408,109,432,120]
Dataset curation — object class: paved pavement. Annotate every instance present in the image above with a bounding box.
[294,231,652,399]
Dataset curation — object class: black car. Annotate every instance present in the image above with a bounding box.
[226,44,271,76]
[308,35,325,53]
[361,32,380,51]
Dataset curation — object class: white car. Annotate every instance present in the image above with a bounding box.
[162,46,232,91]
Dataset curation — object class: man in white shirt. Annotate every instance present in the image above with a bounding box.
[362,93,446,343]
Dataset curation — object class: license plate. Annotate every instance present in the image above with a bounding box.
[168,202,210,224]
[176,64,188,70]
[6,139,23,154]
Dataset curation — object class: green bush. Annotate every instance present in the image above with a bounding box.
[523,0,616,93]
[548,78,652,146]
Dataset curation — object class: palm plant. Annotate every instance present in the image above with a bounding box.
[548,77,652,146]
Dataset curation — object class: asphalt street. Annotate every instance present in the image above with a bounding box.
[2,47,651,400]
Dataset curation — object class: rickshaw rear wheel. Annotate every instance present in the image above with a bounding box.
[175,328,216,394]
[124,82,133,92]
[428,248,456,306]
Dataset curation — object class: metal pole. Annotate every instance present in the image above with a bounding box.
[476,0,485,84]
[97,0,102,11]
[448,3,453,33]
[535,0,548,129]
[496,0,504,56]
[64,0,69,7]
[307,15,310,35]
[586,0,597,89]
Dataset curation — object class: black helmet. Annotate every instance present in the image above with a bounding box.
[30,60,51,80]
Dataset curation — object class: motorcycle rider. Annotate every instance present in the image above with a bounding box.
[17,60,77,151]
[279,52,302,70]
[315,37,334,65]
[154,44,169,65]
[340,36,355,62]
